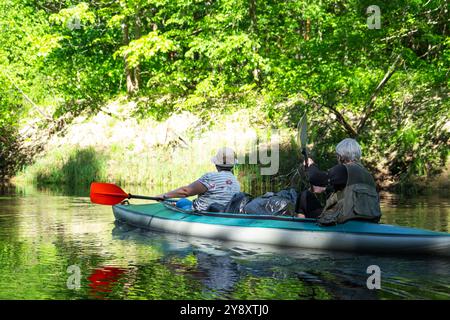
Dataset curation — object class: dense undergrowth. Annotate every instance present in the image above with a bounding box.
[1,1,449,193]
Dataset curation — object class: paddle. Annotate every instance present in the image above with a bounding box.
[90,182,169,205]
[297,113,309,169]
[296,112,313,196]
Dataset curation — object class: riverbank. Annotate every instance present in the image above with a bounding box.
[14,99,291,193]
[13,99,449,195]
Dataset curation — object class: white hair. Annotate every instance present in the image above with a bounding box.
[335,138,362,162]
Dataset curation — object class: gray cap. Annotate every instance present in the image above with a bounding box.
[211,147,237,167]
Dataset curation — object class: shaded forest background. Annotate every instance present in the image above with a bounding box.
[0,0,448,191]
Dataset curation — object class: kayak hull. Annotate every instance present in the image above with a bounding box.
[112,203,450,256]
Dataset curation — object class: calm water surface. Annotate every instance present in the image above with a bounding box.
[0,185,449,299]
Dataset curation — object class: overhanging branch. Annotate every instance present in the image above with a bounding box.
[356,54,404,134]
[324,103,358,137]
[1,70,53,121]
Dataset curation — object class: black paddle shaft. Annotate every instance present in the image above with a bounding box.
[128,194,177,203]
[128,194,164,201]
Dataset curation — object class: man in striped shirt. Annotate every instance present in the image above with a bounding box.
[157,147,241,212]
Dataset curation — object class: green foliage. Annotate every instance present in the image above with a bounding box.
[0,0,449,186]
[17,146,106,187]
[0,125,26,180]
[116,31,176,68]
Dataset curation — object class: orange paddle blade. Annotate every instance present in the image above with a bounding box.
[90,182,129,205]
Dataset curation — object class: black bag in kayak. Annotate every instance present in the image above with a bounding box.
[224,192,253,214]
[244,188,298,216]
[207,203,227,212]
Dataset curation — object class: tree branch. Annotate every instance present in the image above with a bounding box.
[279,92,358,137]
[381,29,418,42]
[419,44,442,58]
[356,54,404,134]
[323,103,358,137]
[1,70,53,120]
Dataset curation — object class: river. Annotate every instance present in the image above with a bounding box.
[0,185,449,299]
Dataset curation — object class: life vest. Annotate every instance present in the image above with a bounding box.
[319,162,381,225]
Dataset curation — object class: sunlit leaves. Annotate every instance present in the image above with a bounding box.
[49,2,96,30]
[32,34,64,57]
[0,0,448,184]
[115,31,176,68]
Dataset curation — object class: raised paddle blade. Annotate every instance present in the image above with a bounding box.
[297,113,308,150]
[90,182,129,205]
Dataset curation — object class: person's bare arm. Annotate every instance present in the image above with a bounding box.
[312,186,327,193]
[303,157,328,193]
[157,181,207,199]
[303,157,315,167]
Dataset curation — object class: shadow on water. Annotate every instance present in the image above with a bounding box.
[14,183,90,198]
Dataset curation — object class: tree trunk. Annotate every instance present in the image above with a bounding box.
[248,0,260,82]
[249,0,258,34]
[122,22,137,95]
[133,11,142,91]
[304,18,310,40]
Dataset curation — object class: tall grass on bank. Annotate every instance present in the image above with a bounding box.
[14,106,302,194]
[14,144,301,196]
[15,103,447,195]
[14,138,449,196]
[15,146,107,188]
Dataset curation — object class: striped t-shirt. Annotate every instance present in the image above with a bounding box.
[193,171,240,211]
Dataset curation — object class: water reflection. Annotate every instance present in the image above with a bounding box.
[109,224,450,300]
[88,266,127,299]
[380,192,450,232]
[0,186,449,299]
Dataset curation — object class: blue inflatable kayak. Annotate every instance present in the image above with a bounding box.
[112,202,450,256]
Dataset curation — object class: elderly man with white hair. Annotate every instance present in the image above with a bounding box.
[297,138,381,225]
